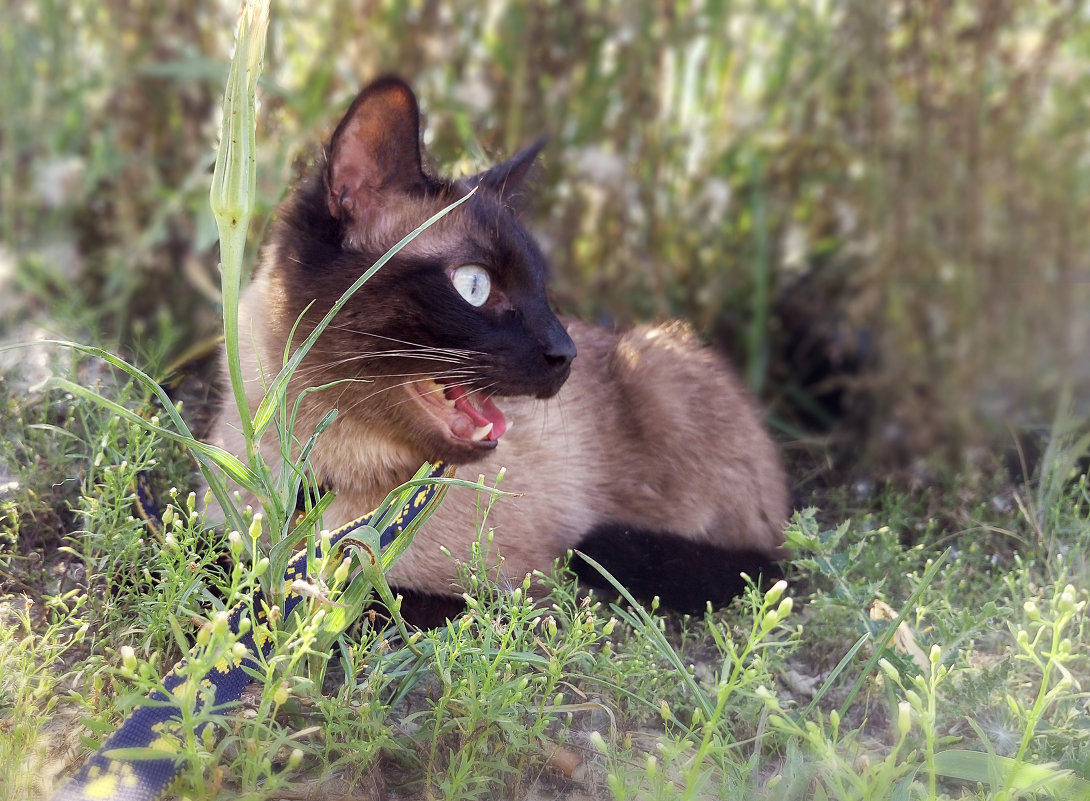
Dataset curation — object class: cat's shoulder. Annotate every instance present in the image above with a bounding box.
[564,317,745,391]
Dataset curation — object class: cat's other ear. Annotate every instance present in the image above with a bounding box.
[474,138,546,205]
[325,76,426,224]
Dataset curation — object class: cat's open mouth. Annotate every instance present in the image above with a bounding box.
[408,379,509,448]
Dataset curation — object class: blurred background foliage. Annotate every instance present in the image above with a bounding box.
[2,0,1088,484]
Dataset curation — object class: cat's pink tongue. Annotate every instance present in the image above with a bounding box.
[446,386,508,441]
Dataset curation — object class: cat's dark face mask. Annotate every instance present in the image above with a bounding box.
[269,76,575,462]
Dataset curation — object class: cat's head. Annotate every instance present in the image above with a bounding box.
[262,77,576,465]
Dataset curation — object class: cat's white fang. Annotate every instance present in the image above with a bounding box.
[470,422,494,442]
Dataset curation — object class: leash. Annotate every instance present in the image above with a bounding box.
[54,461,451,801]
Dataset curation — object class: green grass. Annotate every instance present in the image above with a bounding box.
[3,1,1090,800]
[3,355,1088,799]
[1,362,1089,799]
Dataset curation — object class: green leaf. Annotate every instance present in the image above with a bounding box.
[45,376,262,502]
[18,339,250,533]
[933,749,1090,798]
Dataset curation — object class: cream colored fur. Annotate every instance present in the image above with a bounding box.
[208,250,789,597]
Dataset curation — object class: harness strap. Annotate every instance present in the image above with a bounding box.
[54,462,449,801]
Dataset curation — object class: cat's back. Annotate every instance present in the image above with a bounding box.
[567,319,787,549]
[470,318,788,550]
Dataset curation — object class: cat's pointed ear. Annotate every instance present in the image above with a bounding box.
[325,76,426,223]
[474,138,546,202]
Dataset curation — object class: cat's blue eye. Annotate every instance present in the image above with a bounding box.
[451,264,491,307]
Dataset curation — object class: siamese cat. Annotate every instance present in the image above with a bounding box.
[207,76,789,615]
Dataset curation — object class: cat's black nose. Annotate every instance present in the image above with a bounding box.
[543,330,577,371]
[526,313,576,397]
[533,327,576,398]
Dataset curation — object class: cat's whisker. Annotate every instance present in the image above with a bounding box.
[298,351,473,369]
[333,384,420,418]
[289,355,479,382]
[329,374,488,418]
[539,394,568,439]
[322,326,487,358]
[458,382,500,403]
[291,363,477,383]
[286,350,490,383]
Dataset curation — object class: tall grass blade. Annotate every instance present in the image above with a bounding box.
[210,0,269,453]
[574,550,717,722]
[14,340,251,534]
